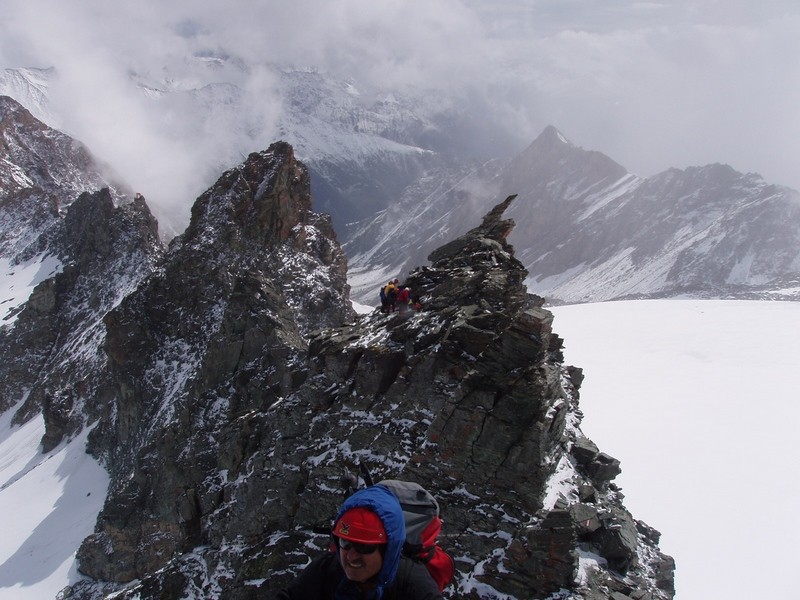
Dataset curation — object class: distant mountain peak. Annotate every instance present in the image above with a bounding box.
[535,124,573,147]
[502,126,629,201]
[516,125,619,168]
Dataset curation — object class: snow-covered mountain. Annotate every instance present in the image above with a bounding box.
[127,63,450,228]
[503,128,800,303]
[218,65,511,229]
[0,67,55,126]
[347,126,800,305]
[2,63,510,233]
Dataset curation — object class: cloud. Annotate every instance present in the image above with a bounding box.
[2,0,800,231]
[1,0,493,231]
[472,2,800,187]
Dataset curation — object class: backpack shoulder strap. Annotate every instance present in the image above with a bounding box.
[387,556,414,599]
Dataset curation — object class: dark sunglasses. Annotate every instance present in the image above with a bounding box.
[337,538,382,554]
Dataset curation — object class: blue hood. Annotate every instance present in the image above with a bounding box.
[334,485,406,599]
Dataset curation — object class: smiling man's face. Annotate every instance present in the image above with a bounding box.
[338,541,384,583]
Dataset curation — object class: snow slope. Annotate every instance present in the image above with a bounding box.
[551,299,800,600]
[0,408,108,600]
[0,253,63,326]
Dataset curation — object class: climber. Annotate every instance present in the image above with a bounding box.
[275,485,442,600]
[384,280,398,313]
[396,285,410,314]
[379,285,388,313]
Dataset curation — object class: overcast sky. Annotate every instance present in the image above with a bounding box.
[2,0,799,225]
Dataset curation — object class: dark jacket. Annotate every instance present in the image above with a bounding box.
[275,552,443,600]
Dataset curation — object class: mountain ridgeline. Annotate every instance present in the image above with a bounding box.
[346,125,800,305]
[0,97,674,599]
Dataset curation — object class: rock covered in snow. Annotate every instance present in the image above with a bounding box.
[0,96,161,445]
[71,141,356,589]
[69,192,673,600]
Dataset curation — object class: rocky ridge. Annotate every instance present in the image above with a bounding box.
[0,111,360,596]
[0,188,163,447]
[66,190,673,599]
[0,98,673,597]
[68,141,355,596]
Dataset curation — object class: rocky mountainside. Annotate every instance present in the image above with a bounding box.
[49,141,354,598]
[347,126,800,305]
[1,104,673,597]
[61,185,673,599]
[0,187,164,449]
[0,95,124,263]
[0,96,160,451]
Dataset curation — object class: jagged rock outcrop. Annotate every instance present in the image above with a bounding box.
[0,95,125,261]
[71,141,355,592]
[0,96,160,434]
[68,192,674,600]
[0,188,163,447]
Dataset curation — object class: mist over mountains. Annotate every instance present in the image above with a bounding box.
[3,64,799,308]
[1,63,519,235]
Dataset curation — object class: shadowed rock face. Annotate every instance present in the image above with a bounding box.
[68,190,673,599]
[0,187,163,447]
